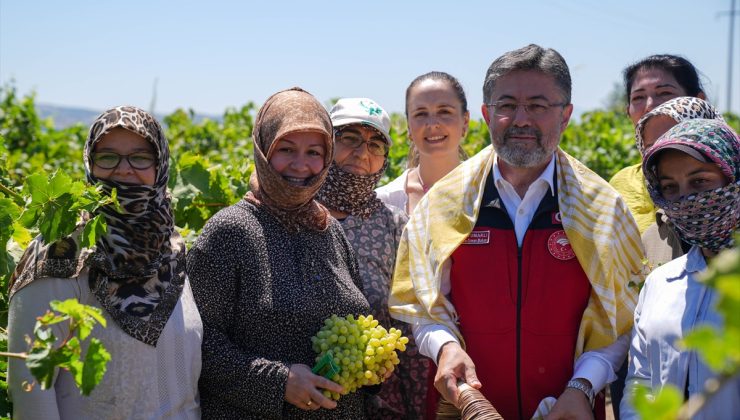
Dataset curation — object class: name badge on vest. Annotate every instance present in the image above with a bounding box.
[551,211,563,225]
[547,230,576,261]
[463,230,490,245]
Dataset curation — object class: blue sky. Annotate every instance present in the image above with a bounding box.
[1,0,738,119]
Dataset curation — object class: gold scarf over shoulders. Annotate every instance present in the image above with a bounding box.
[389,145,645,356]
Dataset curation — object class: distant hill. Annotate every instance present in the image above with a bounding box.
[37,103,222,129]
[36,104,102,128]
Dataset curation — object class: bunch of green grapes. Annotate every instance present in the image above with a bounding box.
[311,314,409,400]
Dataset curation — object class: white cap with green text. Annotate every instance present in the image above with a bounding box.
[329,98,392,145]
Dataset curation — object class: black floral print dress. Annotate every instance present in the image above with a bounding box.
[187,200,371,419]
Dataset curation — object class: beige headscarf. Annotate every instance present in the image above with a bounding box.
[245,87,334,231]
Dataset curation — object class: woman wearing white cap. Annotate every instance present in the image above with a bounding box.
[317,98,430,419]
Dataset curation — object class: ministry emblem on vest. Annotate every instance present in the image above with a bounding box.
[547,230,575,261]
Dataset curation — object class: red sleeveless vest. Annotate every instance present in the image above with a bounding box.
[445,173,596,419]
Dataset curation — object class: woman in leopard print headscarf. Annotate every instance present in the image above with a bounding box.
[7,106,202,419]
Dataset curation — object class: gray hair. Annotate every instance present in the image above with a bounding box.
[482,44,572,105]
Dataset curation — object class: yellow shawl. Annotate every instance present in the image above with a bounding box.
[390,145,645,356]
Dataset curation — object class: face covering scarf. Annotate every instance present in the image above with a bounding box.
[10,106,185,346]
[653,183,740,252]
[316,160,388,219]
[644,119,740,253]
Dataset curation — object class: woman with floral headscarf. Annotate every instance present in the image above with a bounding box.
[635,96,724,269]
[635,97,725,268]
[187,88,371,419]
[610,95,723,236]
[609,94,726,415]
[7,106,203,419]
[620,119,740,419]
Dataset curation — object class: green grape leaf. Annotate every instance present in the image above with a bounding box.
[25,327,62,390]
[633,384,682,420]
[25,345,58,390]
[12,220,32,247]
[37,193,77,244]
[20,171,81,243]
[689,244,740,375]
[103,186,122,214]
[79,338,111,396]
[69,183,121,215]
[50,299,107,340]
[0,198,20,274]
[168,158,180,190]
[178,153,211,193]
[0,198,19,229]
[171,181,209,230]
[35,310,69,327]
[68,180,85,198]
[24,299,110,395]
[681,326,733,372]
[68,183,100,213]
[0,192,24,280]
[79,214,107,249]
[59,336,84,387]
[0,250,16,282]
[47,170,74,200]
[23,172,52,205]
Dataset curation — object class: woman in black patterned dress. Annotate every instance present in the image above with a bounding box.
[187,88,371,419]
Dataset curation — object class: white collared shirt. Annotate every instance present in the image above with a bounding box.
[492,154,556,246]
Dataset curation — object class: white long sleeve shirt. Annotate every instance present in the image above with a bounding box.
[8,271,203,420]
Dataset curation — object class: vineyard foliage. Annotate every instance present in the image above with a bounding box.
[1,84,739,417]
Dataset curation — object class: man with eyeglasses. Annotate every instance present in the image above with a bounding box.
[316,98,430,419]
[390,45,644,420]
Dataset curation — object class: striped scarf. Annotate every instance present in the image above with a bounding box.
[389,145,645,355]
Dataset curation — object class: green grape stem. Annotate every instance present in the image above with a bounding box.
[0,181,25,205]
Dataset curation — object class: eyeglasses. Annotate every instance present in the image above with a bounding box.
[91,152,157,170]
[335,131,389,156]
[486,101,567,118]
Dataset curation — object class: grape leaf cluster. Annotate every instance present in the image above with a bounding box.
[311,314,409,400]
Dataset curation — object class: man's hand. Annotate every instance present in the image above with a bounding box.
[434,341,481,406]
[544,388,594,420]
